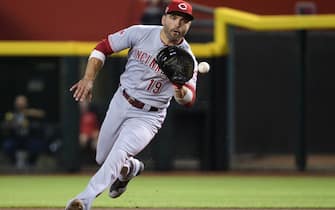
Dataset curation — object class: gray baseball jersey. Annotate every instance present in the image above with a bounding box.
[109,25,198,108]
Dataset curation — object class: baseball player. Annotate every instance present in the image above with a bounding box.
[65,0,198,209]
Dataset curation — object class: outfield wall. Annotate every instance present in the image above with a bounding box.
[1,8,335,172]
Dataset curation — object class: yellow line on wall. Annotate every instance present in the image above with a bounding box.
[0,8,335,57]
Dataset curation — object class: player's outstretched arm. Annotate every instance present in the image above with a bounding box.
[69,57,103,102]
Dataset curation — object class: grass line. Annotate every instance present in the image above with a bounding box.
[0,175,334,208]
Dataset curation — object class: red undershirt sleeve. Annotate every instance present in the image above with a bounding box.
[94,38,113,56]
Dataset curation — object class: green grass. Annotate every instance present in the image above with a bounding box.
[0,175,335,208]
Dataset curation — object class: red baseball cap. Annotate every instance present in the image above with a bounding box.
[165,0,194,21]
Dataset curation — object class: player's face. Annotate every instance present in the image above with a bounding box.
[161,13,192,43]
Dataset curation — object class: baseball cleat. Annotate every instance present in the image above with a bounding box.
[65,198,85,210]
[109,160,144,198]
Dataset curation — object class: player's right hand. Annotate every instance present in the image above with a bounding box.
[173,85,186,100]
[69,78,94,102]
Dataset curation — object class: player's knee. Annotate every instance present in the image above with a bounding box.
[95,154,104,165]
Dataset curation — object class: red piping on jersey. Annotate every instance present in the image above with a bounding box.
[95,38,113,55]
[183,83,196,107]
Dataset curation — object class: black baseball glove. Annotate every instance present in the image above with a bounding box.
[156,46,194,86]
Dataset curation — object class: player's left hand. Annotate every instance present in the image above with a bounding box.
[156,46,194,86]
[69,78,94,102]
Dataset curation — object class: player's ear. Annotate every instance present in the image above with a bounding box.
[161,14,166,26]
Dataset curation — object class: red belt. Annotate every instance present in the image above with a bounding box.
[122,90,158,112]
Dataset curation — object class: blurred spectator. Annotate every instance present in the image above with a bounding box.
[79,101,100,163]
[140,0,167,25]
[1,95,46,169]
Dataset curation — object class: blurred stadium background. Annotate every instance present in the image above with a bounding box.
[1,0,335,174]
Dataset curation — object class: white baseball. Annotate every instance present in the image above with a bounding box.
[198,62,210,74]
